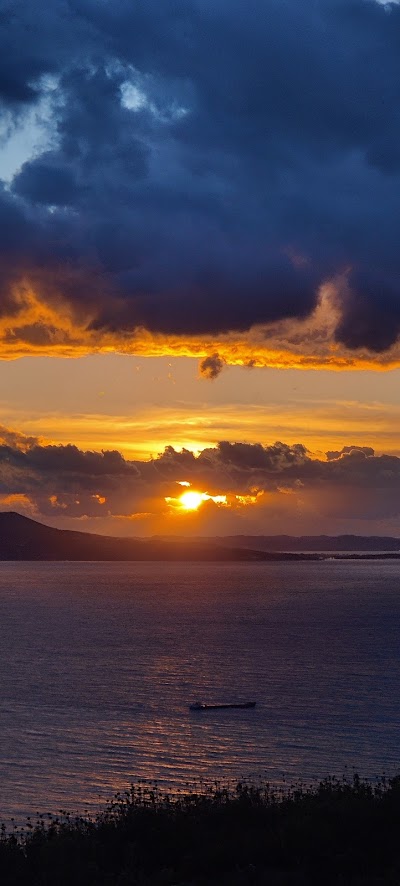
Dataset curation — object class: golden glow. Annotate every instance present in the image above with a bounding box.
[0,493,37,513]
[3,394,400,465]
[180,491,204,510]
[235,493,260,505]
[1,279,400,371]
[165,489,228,511]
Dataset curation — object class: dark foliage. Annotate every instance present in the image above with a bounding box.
[1,775,400,884]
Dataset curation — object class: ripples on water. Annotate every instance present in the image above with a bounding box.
[0,560,400,823]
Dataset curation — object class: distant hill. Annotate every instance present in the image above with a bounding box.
[210,534,400,552]
[1,513,400,561]
[0,512,306,562]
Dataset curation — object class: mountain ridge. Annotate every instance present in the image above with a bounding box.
[0,512,297,561]
[163,533,400,552]
[1,512,400,560]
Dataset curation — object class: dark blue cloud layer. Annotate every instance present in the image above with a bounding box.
[1,428,400,524]
[1,0,400,349]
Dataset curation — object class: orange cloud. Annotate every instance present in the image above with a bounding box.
[2,427,400,537]
[1,279,400,371]
[0,493,36,513]
[3,395,400,464]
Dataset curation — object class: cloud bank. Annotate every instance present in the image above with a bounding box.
[1,425,400,536]
[1,1,400,366]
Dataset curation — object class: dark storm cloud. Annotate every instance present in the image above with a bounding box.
[214,441,308,471]
[0,439,139,486]
[1,431,400,522]
[326,445,375,461]
[149,438,400,501]
[2,0,400,350]
[199,353,225,379]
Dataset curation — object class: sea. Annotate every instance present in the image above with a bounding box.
[0,559,400,826]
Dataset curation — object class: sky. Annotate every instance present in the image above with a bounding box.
[1,0,400,538]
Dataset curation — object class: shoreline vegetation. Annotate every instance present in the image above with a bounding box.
[2,776,400,884]
[1,512,400,561]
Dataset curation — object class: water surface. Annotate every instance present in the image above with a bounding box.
[0,560,399,823]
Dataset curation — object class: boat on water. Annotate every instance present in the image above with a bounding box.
[189,701,256,711]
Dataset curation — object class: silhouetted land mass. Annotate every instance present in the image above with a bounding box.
[178,534,400,552]
[2,512,400,561]
[2,776,400,884]
[0,512,308,561]
[218,534,400,552]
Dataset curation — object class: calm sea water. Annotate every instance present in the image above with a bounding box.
[0,560,400,824]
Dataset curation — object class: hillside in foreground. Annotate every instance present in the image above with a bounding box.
[1,776,400,884]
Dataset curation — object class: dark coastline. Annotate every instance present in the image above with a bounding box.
[2,776,400,884]
[1,512,400,561]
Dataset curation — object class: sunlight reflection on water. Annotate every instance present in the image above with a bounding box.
[0,560,400,824]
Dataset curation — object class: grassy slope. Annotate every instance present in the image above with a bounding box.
[2,776,400,885]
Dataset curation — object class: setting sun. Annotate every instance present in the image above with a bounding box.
[165,488,228,511]
[180,491,204,510]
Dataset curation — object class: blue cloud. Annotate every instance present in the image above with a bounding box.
[1,0,400,350]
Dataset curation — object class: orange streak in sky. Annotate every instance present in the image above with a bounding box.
[0,279,400,370]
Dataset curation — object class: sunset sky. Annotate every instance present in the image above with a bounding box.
[1,0,400,537]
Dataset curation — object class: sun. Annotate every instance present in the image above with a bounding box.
[165,487,228,511]
[180,491,204,510]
